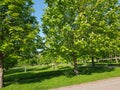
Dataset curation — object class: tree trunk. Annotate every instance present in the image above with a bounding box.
[0,53,4,88]
[91,56,95,67]
[24,66,27,72]
[73,57,79,75]
[115,56,118,64]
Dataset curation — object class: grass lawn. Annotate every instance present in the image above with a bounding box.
[1,64,120,90]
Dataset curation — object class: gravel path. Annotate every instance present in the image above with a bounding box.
[52,77,120,90]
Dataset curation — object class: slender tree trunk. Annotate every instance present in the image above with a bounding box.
[24,66,27,72]
[52,63,56,70]
[91,56,95,67]
[73,54,78,75]
[0,53,4,88]
[97,59,100,63]
[114,53,118,64]
[115,56,118,64]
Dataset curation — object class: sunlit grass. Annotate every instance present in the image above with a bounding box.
[2,64,120,90]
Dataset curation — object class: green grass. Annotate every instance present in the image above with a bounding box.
[1,64,120,90]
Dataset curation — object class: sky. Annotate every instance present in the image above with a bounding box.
[33,0,46,25]
[33,0,46,37]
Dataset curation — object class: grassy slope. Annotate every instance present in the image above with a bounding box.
[1,65,120,90]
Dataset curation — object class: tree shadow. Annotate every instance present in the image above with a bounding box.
[58,66,72,70]
[5,66,52,75]
[98,63,120,67]
[4,64,115,87]
[4,69,65,86]
[78,66,114,75]
[27,66,52,71]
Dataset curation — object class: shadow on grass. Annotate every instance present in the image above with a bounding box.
[58,66,72,70]
[5,66,52,75]
[4,64,115,87]
[27,66,52,72]
[78,66,114,75]
[4,69,65,86]
[96,63,120,67]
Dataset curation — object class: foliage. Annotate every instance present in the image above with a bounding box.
[42,0,120,70]
[0,0,42,87]
[37,53,66,65]
[0,0,42,69]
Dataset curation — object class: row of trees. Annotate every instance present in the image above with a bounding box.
[42,0,120,75]
[0,0,120,88]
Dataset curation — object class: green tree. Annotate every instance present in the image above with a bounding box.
[0,0,41,88]
[42,0,80,75]
[75,0,120,67]
[42,0,120,75]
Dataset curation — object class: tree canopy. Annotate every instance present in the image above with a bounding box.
[0,0,42,88]
[42,0,120,74]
